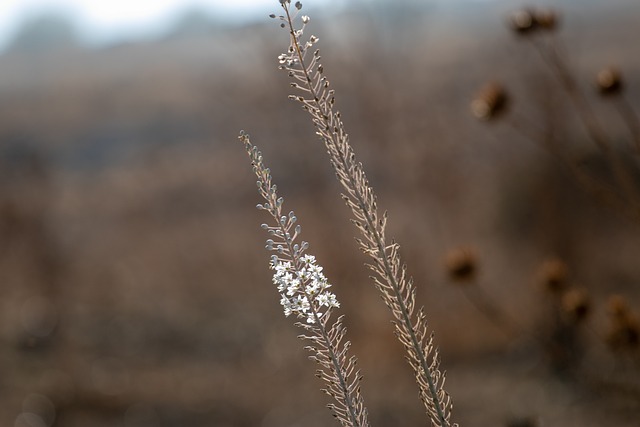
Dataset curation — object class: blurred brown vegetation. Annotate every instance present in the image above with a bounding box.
[1,1,640,426]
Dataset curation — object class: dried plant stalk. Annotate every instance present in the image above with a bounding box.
[239,131,369,427]
[272,2,456,426]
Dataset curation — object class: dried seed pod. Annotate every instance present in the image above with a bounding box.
[607,316,640,351]
[607,294,631,320]
[561,288,590,322]
[596,67,624,96]
[535,9,560,31]
[471,82,509,121]
[445,247,478,284]
[509,9,537,35]
[605,294,639,352]
[537,258,569,294]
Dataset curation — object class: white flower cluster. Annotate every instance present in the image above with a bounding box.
[271,254,339,323]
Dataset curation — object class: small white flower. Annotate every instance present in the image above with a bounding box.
[291,295,310,314]
[306,280,322,296]
[297,267,308,280]
[316,293,329,307]
[274,261,291,273]
[306,312,316,324]
[302,15,310,24]
[281,295,293,316]
[271,254,339,319]
[274,278,287,293]
[300,254,316,264]
[286,279,301,296]
[317,292,340,308]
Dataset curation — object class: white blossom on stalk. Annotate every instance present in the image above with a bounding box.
[271,254,339,323]
[239,129,369,427]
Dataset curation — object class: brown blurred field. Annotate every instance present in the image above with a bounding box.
[1,1,640,426]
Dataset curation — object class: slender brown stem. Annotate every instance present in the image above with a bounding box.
[529,36,640,214]
[461,285,519,338]
[613,96,640,154]
[504,114,640,224]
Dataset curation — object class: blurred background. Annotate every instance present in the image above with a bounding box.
[1,0,640,426]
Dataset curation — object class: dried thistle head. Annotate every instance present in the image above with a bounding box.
[607,322,640,351]
[607,294,631,320]
[444,247,478,284]
[607,320,640,352]
[596,67,624,96]
[561,288,591,322]
[508,9,538,35]
[605,294,639,352]
[537,258,569,295]
[607,319,640,353]
[534,9,560,31]
[471,82,509,121]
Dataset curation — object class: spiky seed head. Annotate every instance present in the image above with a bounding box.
[444,247,478,284]
[537,258,569,295]
[561,288,590,322]
[471,82,509,121]
[596,67,623,96]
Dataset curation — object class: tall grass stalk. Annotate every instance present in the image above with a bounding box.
[271,2,456,426]
[239,131,369,427]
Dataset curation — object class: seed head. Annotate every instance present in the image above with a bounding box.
[471,82,509,121]
[607,315,640,351]
[537,258,569,294]
[596,67,623,96]
[561,288,590,322]
[607,294,631,320]
[607,322,640,351]
[509,9,537,35]
[444,247,478,284]
[534,9,560,31]
[605,294,639,352]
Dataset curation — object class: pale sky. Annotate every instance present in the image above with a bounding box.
[0,0,494,51]
[0,0,320,50]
